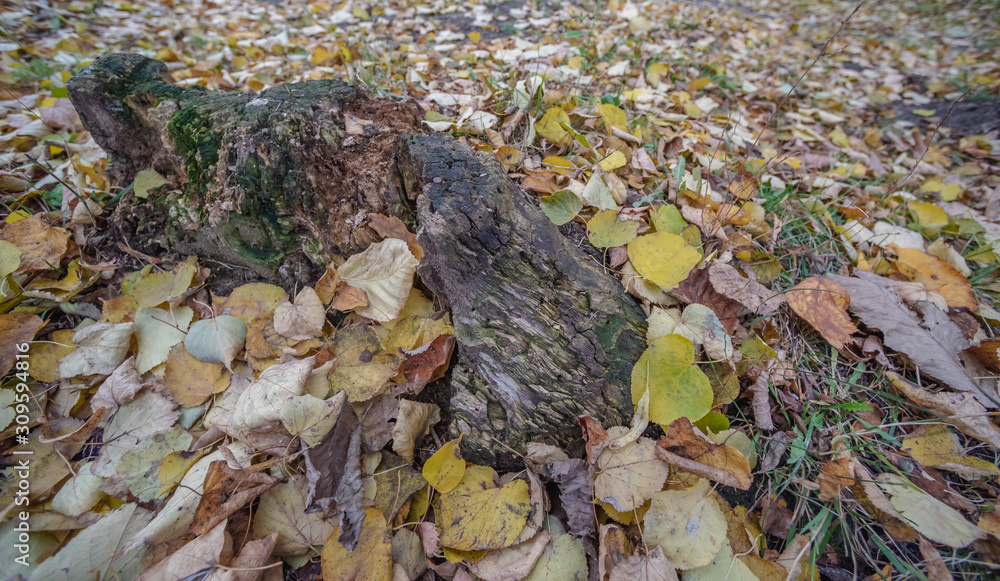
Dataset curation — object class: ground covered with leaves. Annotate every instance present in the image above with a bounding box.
[2,0,1000,579]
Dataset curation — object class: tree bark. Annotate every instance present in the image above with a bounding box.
[68,53,423,281]
[69,53,647,464]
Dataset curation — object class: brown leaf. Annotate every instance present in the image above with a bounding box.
[0,214,70,274]
[368,213,424,260]
[786,276,859,350]
[192,461,277,535]
[579,415,609,465]
[217,532,279,581]
[670,265,742,333]
[657,418,752,489]
[354,394,399,453]
[544,458,595,539]
[829,274,1000,409]
[708,262,785,314]
[599,524,633,581]
[817,457,855,501]
[314,266,339,305]
[919,537,955,581]
[0,312,45,377]
[393,334,455,396]
[330,282,369,312]
[304,400,365,549]
[760,431,795,472]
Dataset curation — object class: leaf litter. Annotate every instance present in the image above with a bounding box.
[2,0,1000,578]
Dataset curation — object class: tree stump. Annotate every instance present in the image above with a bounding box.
[69,53,647,464]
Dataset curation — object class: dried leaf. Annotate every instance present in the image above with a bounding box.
[785,276,858,350]
[708,262,784,314]
[594,426,670,513]
[339,238,420,322]
[643,479,727,570]
[273,287,326,340]
[628,233,701,292]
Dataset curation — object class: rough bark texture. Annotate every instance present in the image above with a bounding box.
[68,53,422,280]
[399,134,646,464]
[69,53,647,464]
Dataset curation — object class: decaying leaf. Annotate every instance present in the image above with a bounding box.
[439,474,530,551]
[328,325,400,402]
[184,315,247,372]
[273,287,327,340]
[392,399,441,462]
[893,247,976,311]
[646,304,733,361]
[902,425,1000,478]
[708,262,784,314]
[657,418,752,490]
[0,213,70,274]
[254,473,338,557]
[523,517,588,581]
[58,322,134,378]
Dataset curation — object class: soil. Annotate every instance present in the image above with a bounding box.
[895,97,1000,135]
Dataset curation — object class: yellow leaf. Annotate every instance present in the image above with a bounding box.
[631,335,713,428]
[423,436,465,493]
[597,103,627,134]
[328,326,400,402]
[627,232,701,292]
[27,329,75,383]
[536,107,572,147]
[876,473,984,548]
[131,259,197,308]
[311,47,330,65]
[157,448,208,497]
[439,478,530,551]
[909,202,949,230]
[594,427,670,512]
[542,156,576,175]
[686,77,710,92]
[587,210,639,248]
[646,62,669,85]
[598,150,627,171]
[469,31,481,43]
[163,344,229,407]
[893,247,976,310]
[321,508,392,581]
[903,425,1000,477]
[648,204,686,235]
[829,127,850,148]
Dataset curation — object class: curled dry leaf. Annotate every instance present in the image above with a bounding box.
[657,418,752,490]
[888,372,1000,449]
[368,213,424,260]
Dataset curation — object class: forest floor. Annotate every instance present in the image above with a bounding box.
[2,0,1000,580]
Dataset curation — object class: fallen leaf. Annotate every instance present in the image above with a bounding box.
[321,508,393,581]
[131,260,197,308]
[90,356,143,415]
[628,233,701,292]
[328,325,400,402]
[134,306,192,374]
[889,374,1000,448]
[139,520,226,581]
[632,334,713,428]
[396,333,455,395]
[876,473,984,548]
[594,426,670,513]
[646,304,733,361]
[26,503,152,581]
[830,275,999,408]
[708,262,784,314]
[368,213,424,260]
[254,473,338,557]
[588,210,640,248]
[657,418,752,490]
[423,436,466,493]
[440,476,530,551]
[192,461,277,535]
[537,107,572,146]
[274,287,326,340]
[330,282,370,312]
[0,213,70,274]
[523,517,588,581]
[58,322,134,378]
[162,343,229,407]
[682,537,759,581]
[893,247,977,311]
[785,276,858,350]
[817,457,855,501]
[643,479,727,570]
[213,283,288,325]
[539,190,584,226]
[339,238,419,321]
[184,315,247,372]
[902,425,1000,478]
[231,357,313,431]
[392,399,440,462]
[468,530,552,581]
[0,312,45,377]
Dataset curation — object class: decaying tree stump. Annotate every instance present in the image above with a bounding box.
[69,53,647,463]
[68,53,423,280]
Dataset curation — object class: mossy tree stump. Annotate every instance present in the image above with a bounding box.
[69,53,647,464]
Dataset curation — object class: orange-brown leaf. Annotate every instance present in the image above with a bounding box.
[786,276,859,350]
